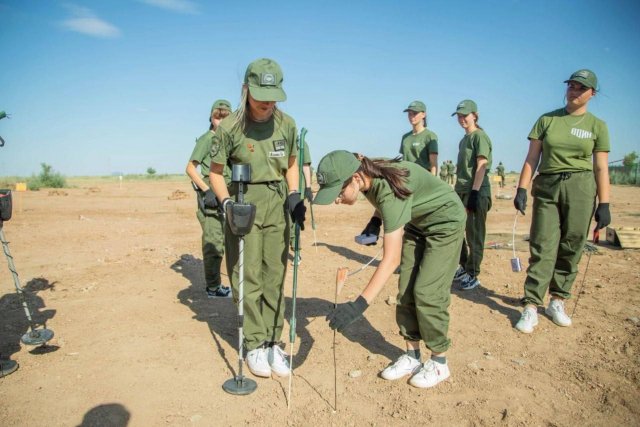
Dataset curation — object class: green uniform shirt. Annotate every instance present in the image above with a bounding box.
[364,161,463,234]
[439,163,448,177]
[190,130,230,185]
[300,139,312,165]
[454,129,493,196]
[446,162,455,174]
[496,164,505,177]
[399,129,438,171]
[528,108,610,174]
[211,112,298,183]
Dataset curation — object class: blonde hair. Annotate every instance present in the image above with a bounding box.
[231,85,282,133]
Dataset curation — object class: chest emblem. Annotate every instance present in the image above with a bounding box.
[273,139,286,152]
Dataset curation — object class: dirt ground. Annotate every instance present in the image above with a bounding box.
[0,175,639,427]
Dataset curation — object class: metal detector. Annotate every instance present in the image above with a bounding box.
[222,165,257,396]
[0,190,54,346]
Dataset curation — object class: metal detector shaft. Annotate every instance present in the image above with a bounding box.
[1,226,38,330]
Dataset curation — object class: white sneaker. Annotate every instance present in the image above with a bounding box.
[380,354,421,380]
[409,359,450,388]
[515,306,539,333]
[268,345,290,377]
[246,347,270,378]
[545,299,572,327]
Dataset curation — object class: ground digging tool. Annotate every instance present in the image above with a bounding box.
[511,213,522,272]
[222,165,257,396]
[0,190,54,346]
[287,127,307,409]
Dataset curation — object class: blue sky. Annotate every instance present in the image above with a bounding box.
[1,0,639,176]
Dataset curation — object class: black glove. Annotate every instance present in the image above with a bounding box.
[304,187,313,203]
[467,190,480,212]
[594,203,611,230]
[326,296,369,332]
[287,192,306,230]
[203,189,218,209]
[514,187,527,215]
[360,216,382,246]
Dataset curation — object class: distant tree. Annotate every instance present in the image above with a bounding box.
[623,151,638,170]
[27,163,67,190]
[146,167,156,176]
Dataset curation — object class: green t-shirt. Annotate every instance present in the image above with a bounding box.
[496,164,505,176]
[299,139,312,165]
[528,108,610,174]
[446,162,455,173]
[454,129,493,196]
[439,163,448,177]
[364,161,464,234]
[190,130,230,185]
[211,112,298,183]
[399,128,438,171]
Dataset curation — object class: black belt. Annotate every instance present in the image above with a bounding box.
[540,171,590,181]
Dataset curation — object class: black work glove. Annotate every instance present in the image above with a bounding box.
[467,190,480,212]
[326,296,369,332]
[304,187,313,203]
[360,216,382,246]
[514,187,527,215]
[287,192,306,230]
[594,203,611,230]
[203,189,218,209]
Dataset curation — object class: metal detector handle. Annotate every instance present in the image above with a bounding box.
[512,213,518,258]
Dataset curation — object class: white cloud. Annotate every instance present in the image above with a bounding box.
[138,0,199,14]
[60,5,121,39]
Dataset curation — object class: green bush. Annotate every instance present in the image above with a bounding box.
[27,163,67,190]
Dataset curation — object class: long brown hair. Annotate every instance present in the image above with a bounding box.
[231,85,282,133]
[352,154,412,200]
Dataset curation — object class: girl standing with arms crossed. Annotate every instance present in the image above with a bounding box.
[186,99,232,298]
[514,69,610,333]
[209,58,306,377]
[451,100,493,291]
[315,151,465,388]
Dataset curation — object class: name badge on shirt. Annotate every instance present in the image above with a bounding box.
[269,151,286,158]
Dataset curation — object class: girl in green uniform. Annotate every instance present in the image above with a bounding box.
[185,99,232,298]
[314,150,465,389]
[399,100,438,175]
[514,69,611,334]
[209,58,306,377]
[451,100,493,291]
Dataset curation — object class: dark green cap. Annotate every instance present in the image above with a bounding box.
[211,99,232,112]
[314,150,361,205]
[244,58,286,102]
[452,99,478,116]
[403,100,426,113]
[564,69,598,90]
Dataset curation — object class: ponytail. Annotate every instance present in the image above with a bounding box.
[356,155,412,200]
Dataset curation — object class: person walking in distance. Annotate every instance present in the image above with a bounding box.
[209,58,306,378]
[496,161,506,188]
[185,99,232,298]
[513,69,611,334]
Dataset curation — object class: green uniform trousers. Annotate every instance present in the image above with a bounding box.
[196,207,225,289]
[522,171,596,306]
[396,201,465,353]
[225,181,289,351]
[457,193,491,277]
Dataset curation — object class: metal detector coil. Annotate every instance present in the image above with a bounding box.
[226,203,256,236]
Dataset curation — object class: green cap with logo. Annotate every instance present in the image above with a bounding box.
[211,99,232,112]
[452,99,478,116]
[244,58,286,102]
[403,100,426,113]
[313,150,361,205]
[564,69,598,90]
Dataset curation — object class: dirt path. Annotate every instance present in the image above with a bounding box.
[1,177,639,426]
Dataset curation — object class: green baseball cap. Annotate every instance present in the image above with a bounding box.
[313,150,361,205]
[244,58,286,102]
[211,99,232,112]
[452,99,478,116]
[403,100,426,113]
[564,69,598,90]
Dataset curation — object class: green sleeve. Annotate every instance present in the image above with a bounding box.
[211,126,230,165]
[474,132,491,159]
[594,120,610,152]
[528,115,548,141]
[189,133,211,164]
[429,137,439,155]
